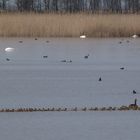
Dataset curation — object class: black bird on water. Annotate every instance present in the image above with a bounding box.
[98,77,102,82]
[19,41,23,43]
[120,67,124,70]
[43,55,48,58]
[84,54,89,59]
[133,90,137,94]
[6,58,10,61]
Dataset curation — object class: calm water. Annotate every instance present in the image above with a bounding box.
[0,38,140,108]
[0,111,140,140]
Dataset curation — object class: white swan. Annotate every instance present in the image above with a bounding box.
[80,35,86,39]
[5,47,14,52]
[132,34,138,38]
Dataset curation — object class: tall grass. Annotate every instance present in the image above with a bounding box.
[0,13,140,37]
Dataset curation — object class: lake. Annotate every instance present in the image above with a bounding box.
[0,38,140,108]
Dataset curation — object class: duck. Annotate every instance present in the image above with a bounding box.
[98,77,102,82]
[43,55,48,58]
[6,58,10,61]
[84,54,89,59]
[19,41,23,43]
[61,60,66,62]
[133,90,137,94]
[120,67,124,70]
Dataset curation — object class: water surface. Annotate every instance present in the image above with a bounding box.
[0,38,140,108]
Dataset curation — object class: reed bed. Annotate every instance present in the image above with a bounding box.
[0,13,140,37]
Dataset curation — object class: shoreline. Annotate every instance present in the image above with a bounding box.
[0,105,139,113]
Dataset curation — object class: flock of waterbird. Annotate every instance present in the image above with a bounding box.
[3,34,140,110]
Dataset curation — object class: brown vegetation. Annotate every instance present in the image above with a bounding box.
[0,13,140,37]
[0,105,139,113]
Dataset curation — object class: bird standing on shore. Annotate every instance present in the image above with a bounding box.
[129,98,138,108]
[132,35,138,38]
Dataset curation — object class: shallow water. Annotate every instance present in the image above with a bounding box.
[0,38,140,108]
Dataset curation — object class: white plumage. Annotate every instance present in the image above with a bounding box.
[80,35,86,39]
[132,34,138,38]
[5,47,14,52]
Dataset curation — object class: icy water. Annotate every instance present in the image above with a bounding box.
[0,38,140,108]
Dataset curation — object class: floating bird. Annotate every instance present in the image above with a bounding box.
[84,54,89,59]
[19,41,23,43]
[133,90,137,94]
[61,60,66,62]
[43,55,48,58]
[98,77,102,82]
[132,34,138,38]
[80,35,86,39]
[120,67,124,70]
[6,58,10,61]
[46,41,50,43]
[61,60,72,63]
[5,47,14,52]
[35,38,38,40]
[119,41,122,44]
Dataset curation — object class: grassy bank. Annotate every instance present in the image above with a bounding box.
[0,13,140,37]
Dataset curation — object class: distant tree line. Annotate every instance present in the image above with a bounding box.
[0,0,140,13]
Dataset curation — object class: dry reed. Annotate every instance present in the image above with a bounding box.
[0,13,140,37]
[0,105,139,112]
